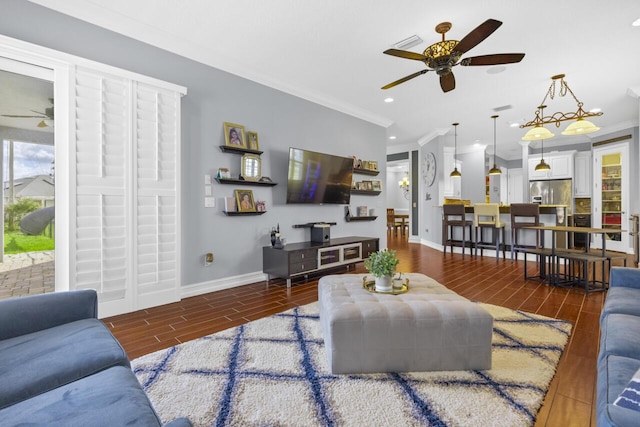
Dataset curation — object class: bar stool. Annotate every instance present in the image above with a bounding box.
[473,203,506,259]
[442,204,473,256]
[510,203,542,262]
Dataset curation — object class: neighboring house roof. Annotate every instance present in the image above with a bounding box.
[3,175,54,199]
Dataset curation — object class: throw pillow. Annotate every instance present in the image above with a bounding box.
[613,367,640,412]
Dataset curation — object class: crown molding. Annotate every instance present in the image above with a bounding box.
[29,0,392,128]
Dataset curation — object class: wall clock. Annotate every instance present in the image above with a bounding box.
[423,152,437,187]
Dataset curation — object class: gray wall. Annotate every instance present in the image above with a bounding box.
[1,1,387,287]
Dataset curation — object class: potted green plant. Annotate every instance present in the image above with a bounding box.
[364,249,399,292]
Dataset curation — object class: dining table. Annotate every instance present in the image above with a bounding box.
[394,213,409,236]
[523,225,626,292]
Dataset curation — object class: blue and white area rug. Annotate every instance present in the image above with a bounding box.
[132,302,571,427]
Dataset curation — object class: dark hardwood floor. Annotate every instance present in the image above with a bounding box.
[103,233,631,427]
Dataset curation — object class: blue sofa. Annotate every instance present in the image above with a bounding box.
[597,267,640,426]
[0,290,191,426]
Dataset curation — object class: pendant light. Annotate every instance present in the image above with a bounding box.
[450,122,461,178]
[535,139,551,171]
[522,105,555,141]
[488,115,502,175]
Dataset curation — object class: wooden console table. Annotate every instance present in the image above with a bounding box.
[262,236,379,288]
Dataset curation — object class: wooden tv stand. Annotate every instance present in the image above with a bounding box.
[262,236,379,288]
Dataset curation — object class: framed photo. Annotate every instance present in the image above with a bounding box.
[371,179,382,191]
[217,167,231,179]
[363,180,373,191]
[241,153,262,181]
[235,189,256,212]
[369,160,378,171]
[223,122,246,149]
[247,131,259,150]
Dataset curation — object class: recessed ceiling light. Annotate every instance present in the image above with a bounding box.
[589,107,602,113]
[389,135,397,140]
[384,97,394,103]
[632,18,640,26]
[474,143,481,148]
[509,122,520,128]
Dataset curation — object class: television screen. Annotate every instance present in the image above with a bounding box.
[286,148,353,204]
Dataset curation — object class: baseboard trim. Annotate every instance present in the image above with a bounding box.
[181,271,266,299]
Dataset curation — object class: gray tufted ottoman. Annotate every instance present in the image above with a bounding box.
[318,273,493,374]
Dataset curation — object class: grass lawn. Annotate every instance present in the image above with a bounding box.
[4,231,55,254]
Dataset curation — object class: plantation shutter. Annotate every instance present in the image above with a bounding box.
[134,84,180,309]
[74,69,130,310]
[72,67,184,317]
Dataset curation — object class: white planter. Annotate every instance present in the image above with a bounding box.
[375,275,392,292]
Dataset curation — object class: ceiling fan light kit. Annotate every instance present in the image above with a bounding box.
[382,19,525,93]
[520,74,602,140]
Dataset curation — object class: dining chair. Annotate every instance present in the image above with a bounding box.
[386,208,401,236]
[473,203,506,259]
[442,204,472,256]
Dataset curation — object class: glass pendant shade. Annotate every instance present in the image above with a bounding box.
[561,118,600,135]
[522,125,555,141]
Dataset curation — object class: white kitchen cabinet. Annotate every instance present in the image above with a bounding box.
[528,151,575,180]
[574,151,592,197]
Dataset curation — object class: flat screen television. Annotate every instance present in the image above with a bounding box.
[286,147,353,204]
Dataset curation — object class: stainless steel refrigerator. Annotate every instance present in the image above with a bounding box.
[530,178,572,248]
[529,179,572,213]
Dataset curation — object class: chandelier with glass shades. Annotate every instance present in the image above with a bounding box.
[521,74,603,141]
[399,172,410,198]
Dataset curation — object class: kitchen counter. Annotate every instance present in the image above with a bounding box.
[461,205,569,215]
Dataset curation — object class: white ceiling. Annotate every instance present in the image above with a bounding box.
[25,0,640,159]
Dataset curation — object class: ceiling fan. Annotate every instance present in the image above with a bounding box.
[382,19,525,93]
[1,98,54,128]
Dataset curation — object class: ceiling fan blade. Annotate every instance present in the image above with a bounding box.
[440,72,455,93]
[1,114,46,118]
[383,48,428,61]
[381,69,428,90]
[461,53,525,66]
[453,19,502,54]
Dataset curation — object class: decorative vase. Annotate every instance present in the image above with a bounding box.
[375,275,393,292]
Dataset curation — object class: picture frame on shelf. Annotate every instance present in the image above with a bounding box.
[363,180,373,191]
[217,167,231,179]
[235,189,256,212]
[225,197,237,212]
[241,153,262,181]
[369,160,378,171]
[223,122,246,149]
[371,180,382,191]
[247,131,259,150]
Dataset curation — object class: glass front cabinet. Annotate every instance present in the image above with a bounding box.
[592,142,629,252]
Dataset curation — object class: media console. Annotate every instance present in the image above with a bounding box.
[262,236,379,288]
